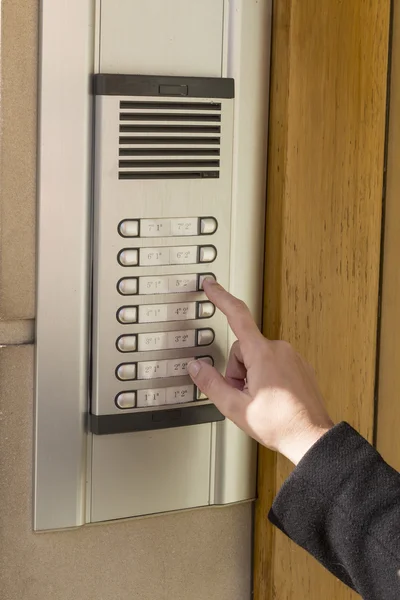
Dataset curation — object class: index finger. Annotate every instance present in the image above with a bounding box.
[202,279,265,346]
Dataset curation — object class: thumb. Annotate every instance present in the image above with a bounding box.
[187,359,247,420]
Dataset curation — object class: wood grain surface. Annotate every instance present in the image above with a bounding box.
[376,3,400,470]
[254,1,391,598]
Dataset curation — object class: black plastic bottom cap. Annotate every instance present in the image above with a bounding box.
[89,404,225,435]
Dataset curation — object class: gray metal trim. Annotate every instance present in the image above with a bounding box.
[89,404,224,435]
[34,0,93,530]
[94,74,234,98]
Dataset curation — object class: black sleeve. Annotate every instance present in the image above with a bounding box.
[268,422,400,600]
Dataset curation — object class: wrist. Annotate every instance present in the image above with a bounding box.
[279,423,334,466]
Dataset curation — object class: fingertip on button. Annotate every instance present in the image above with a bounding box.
[198,273,216,291]
[187,360,201,378]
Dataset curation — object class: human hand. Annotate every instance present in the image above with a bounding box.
[187,280,333,465]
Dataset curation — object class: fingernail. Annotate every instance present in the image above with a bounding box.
[187,360,201,377]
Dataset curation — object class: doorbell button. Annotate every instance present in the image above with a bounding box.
[196,301,215,319]
[118,220,139,237]
[116,363,137,381]
[196,388,208,400]
[198,273,216,290]
[199,217,218,235]
[117,277,138,295]
[196,328,215,346]
[118,248,139,266]
[115,392,137,410]
[116,334,138,353]
[198,246,217,263]
[117,306,138,324]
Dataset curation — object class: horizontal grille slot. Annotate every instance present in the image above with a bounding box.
[120,137,220,145]
[120,101,221,111]
[119,159,220,168]
[119,148,220,157]
[118,99,223,179]
[120,124,221,134]
[119,171,219,180]
[120,112,221,122]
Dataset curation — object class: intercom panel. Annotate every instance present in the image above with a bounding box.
[90,75,234,435]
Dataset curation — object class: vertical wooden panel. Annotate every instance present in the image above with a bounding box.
[254,2,291,599]
[255,1,391,599]
[376,3,400,471]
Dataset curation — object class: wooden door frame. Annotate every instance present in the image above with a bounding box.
[254,1,392,598]
[376,3,400,470]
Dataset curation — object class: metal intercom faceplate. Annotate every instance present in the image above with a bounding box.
[90,75,234,435]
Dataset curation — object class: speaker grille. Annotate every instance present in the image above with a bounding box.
[118,100,222,180]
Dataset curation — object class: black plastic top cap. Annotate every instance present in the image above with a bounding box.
[94,74,234,99]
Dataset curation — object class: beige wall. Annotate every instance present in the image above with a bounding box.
[0,2,252,599]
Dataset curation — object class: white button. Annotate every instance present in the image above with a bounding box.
[140,219,172,237]
[117,335,137,352]
[137,388,166,407]
[115,392,136,409]
[200,217,218,235]
[166,385,194,405]
[196,328,215,346]
[170,246,198,265]
[118,249,139,266]
[196,388,208,400]
[118,278,138,295]
[198,273,216,290]
[170,218,198,236]
[139,247,170,266]
[137,360,168,380]
[199,246,217,263]
[118,220,139,237]
[117,306,138,324]
[116,363,137,381]
[197,301,215,319]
